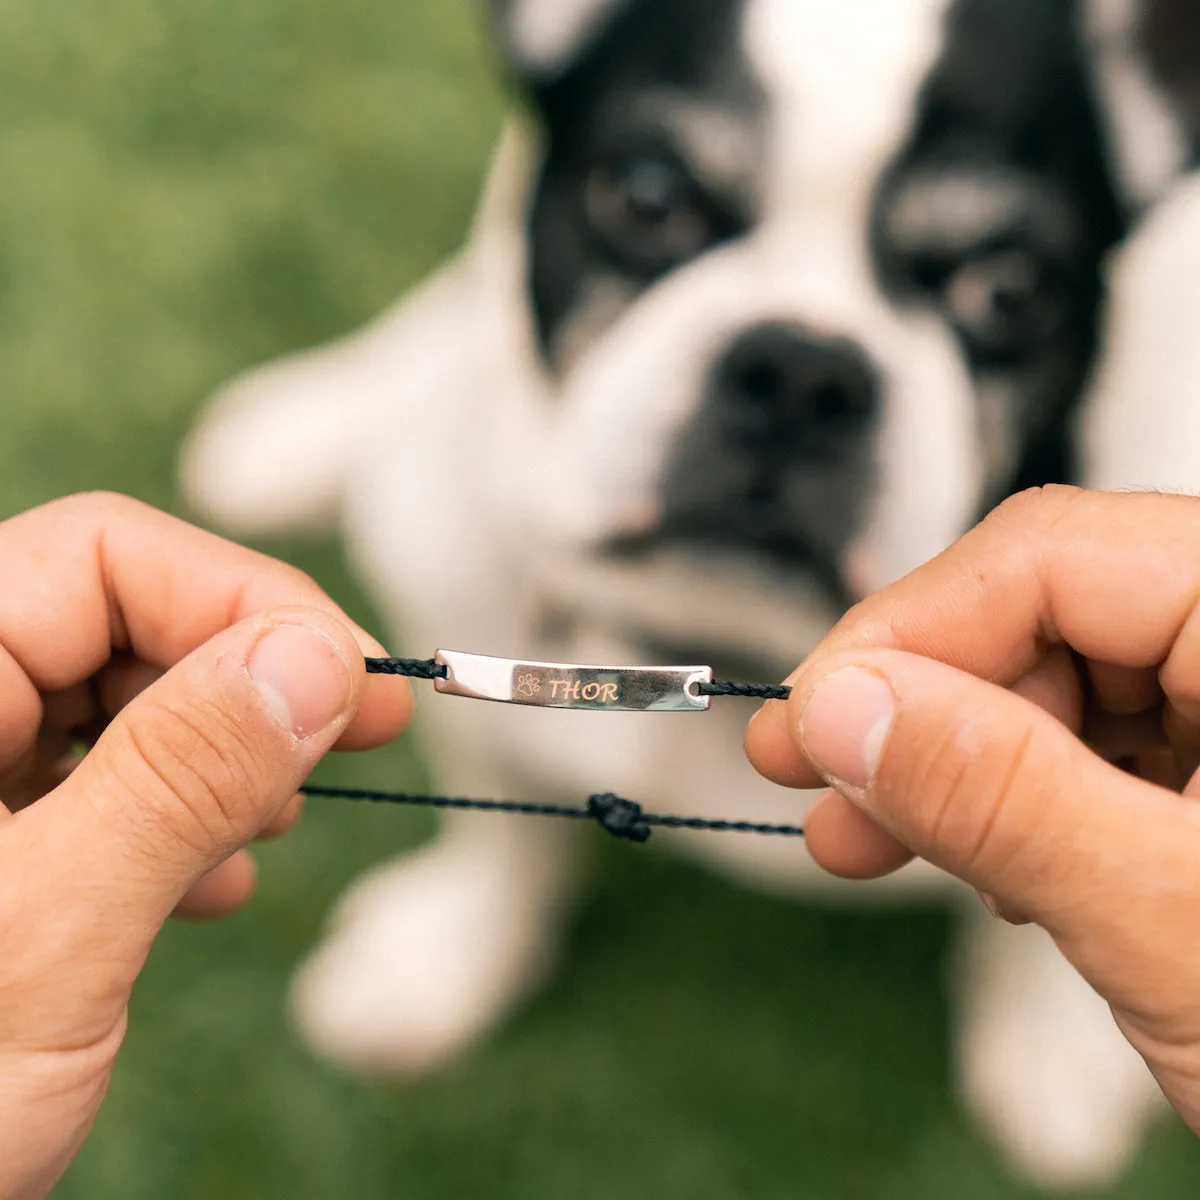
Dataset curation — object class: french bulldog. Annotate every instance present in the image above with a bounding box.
[183,0,1195,1185]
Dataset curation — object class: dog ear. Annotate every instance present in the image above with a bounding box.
[1141,0,1200,140]
[484,0,633,83]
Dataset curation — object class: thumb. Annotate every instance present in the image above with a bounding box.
[28,607,363,950]
[789,651,1200,971]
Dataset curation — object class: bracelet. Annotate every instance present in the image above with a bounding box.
[303,651,801,845]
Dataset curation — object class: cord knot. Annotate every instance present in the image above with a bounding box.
[588,793,652,843]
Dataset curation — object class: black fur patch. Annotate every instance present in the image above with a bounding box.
[873,0,1126,506]
[520,0,762,359]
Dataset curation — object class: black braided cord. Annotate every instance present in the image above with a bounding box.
[301,786,806,844]
[364,658,792,701]
[345,657,799,844]
[366,657,448,680]
[696,679,792,701]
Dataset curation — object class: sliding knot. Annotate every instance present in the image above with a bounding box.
[588,793,651,843]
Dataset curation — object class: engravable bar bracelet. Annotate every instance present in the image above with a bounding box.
[304,650,802,844]
[433,649,713,712]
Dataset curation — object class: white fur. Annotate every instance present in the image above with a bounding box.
[954,912,1165,1188]
[180,263,476,537]
[745,0,948,194]
[504,0,628,74]
[293,811,579,1074]
[1084,0,1189,209]
[1083,172,1200,493]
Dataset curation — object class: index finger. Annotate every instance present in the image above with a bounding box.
[0,493,411,758]
[748,486,1200,787]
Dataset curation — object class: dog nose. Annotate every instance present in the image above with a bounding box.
[641,319,883,580]
[713,323,879,450]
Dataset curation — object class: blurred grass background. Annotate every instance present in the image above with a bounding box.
[1,0,1198,1195]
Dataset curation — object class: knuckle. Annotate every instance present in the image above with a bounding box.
[247,550,319,595]
[988,484,1085,535]
[284,564,321,593]
[97,697,272,853]
[240,555,335,615]
[58,490,147,522]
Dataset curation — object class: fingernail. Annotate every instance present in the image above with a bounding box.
[248,624,353,739]
[799,667,896,791]
[974,891,1033,926]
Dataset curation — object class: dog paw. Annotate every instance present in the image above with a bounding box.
[289,836,568,1076]
[955,916,1164,1189]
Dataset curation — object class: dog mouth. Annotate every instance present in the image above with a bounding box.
[530,539,847,678]
[607,520,853,603]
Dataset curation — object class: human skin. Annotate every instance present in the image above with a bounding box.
[17,483,1200,1192]
[0,493,412,1199]
[746,485,1200,1136]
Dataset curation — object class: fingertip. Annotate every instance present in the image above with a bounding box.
[256,793,305,841]
[334,667,414,752]
[976,890,1035,926]
[174,851,259,921]
[804,790,915,879]
[347,625,389,662]
[98,658,165,718]
[744,698,824,788]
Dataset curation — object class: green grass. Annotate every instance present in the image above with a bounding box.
[1,1,1197,1195]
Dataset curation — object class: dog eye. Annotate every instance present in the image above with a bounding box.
[943,248,1060,358]
[584,155,715,274]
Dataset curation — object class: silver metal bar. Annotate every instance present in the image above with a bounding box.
[433,649,712,713]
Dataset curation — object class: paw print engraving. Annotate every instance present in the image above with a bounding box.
[515,672,541,700]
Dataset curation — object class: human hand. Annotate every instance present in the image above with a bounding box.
[0,494,411,1199]
[746,486,1200,1134]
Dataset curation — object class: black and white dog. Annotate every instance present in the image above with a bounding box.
[183,0,1194,1186]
